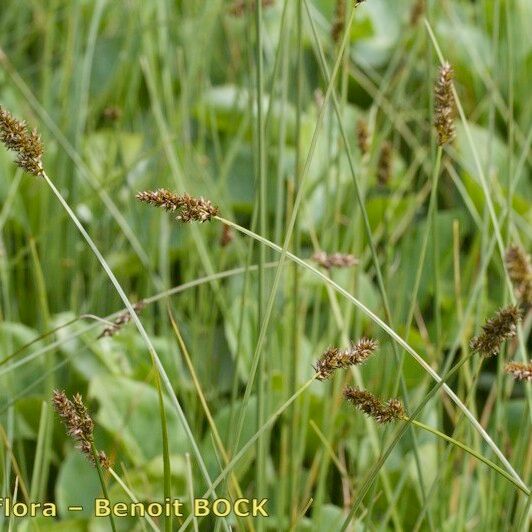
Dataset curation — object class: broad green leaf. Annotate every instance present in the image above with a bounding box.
[56,450,101,519]
[88,375,190,463]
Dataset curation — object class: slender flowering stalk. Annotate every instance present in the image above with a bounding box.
[469,305,522,357]
[312,251,359,270]
[377,141,393,186]
[505,362,532,383]
[136,189,219,223]
[314,338,378,380]
[52,390,110,468]
[505,245,532,307]
[434,62,456,146]
[344,387,405,423]
[98,300,145,339]
[0,106,44,176]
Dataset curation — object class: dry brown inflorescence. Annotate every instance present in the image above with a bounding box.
[136,189,219,223]
[505,362,532,383]
[0,105,44,177]
[314,338,378,381]
[344,387,405,424]
[312,251,359,270]
[52,390,110,468]
[469,305,522,358]
[98,300,146,339]
[434,63,456,146]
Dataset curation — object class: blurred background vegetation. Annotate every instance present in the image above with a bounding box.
[0,0,530,530]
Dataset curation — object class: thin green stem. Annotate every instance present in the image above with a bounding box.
[228,6,357,461]
[108,468,159,531]
[289,0,303,521]
[394,147,443,395]
[178,377,317,532]
[153,371,171,532]
[90,444,116,532]
[408,419,527,496]
[432,153,442,356]
[254,0,267,517]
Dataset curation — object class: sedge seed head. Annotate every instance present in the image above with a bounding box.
[314,338,378,380]
[434,62,456,146]
[0,106,44,177]
[52,390,110,468]
[344,386,405,423]
[505,362,532,383]
[98,300,145,339]
[312,251,359,270]
[136,189,219,223]
[469,305,523,357]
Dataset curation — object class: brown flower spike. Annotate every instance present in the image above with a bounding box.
[314,338,377,380]
[136,189,219,223]
[505,362,532,383]
[0,106,44,177]
[505,245,532,307]
[312,251,359,270]
[344,387,405,424]
[469,305,522,357]
[98,300,145,339]
[52,390,110,468]
[434,63,456,146]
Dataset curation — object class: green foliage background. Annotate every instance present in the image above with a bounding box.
[0,1,530,530]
